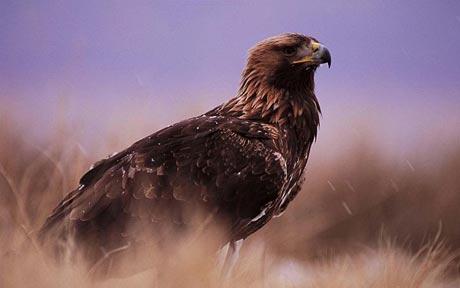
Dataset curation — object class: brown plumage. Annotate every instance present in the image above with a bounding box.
[39,33,331,269]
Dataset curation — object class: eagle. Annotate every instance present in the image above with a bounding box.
[38,33,331,274]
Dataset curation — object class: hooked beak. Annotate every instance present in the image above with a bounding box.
[293,41,332,68]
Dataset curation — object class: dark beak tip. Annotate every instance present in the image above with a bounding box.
[323,48,332,68]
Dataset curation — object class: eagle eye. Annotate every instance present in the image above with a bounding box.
[282,46,296,56]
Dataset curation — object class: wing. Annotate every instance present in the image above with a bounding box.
[39,115,287,246]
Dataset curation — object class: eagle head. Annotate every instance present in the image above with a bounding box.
[244,33,331,89]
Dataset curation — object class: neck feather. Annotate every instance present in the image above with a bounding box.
[215,67,321,137]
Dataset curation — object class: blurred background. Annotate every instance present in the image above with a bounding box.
[2,0,459,154]
[1,1,460,287]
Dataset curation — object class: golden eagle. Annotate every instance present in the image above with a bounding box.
[39,33,331,272]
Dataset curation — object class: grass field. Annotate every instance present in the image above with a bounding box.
[1,109,460,287]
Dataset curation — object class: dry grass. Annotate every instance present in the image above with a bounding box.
[1,109,460,287]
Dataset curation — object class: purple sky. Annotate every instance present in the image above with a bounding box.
[1,1,459,158]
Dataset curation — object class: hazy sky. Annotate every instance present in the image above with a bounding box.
[1,1,459,156]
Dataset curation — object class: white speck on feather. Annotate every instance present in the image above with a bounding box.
[273,152,287,176]
[251,207,267,222]
[128,166,136,179]
[279,185,295,209]
[121,167,127,189]
[273,210,285,218]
